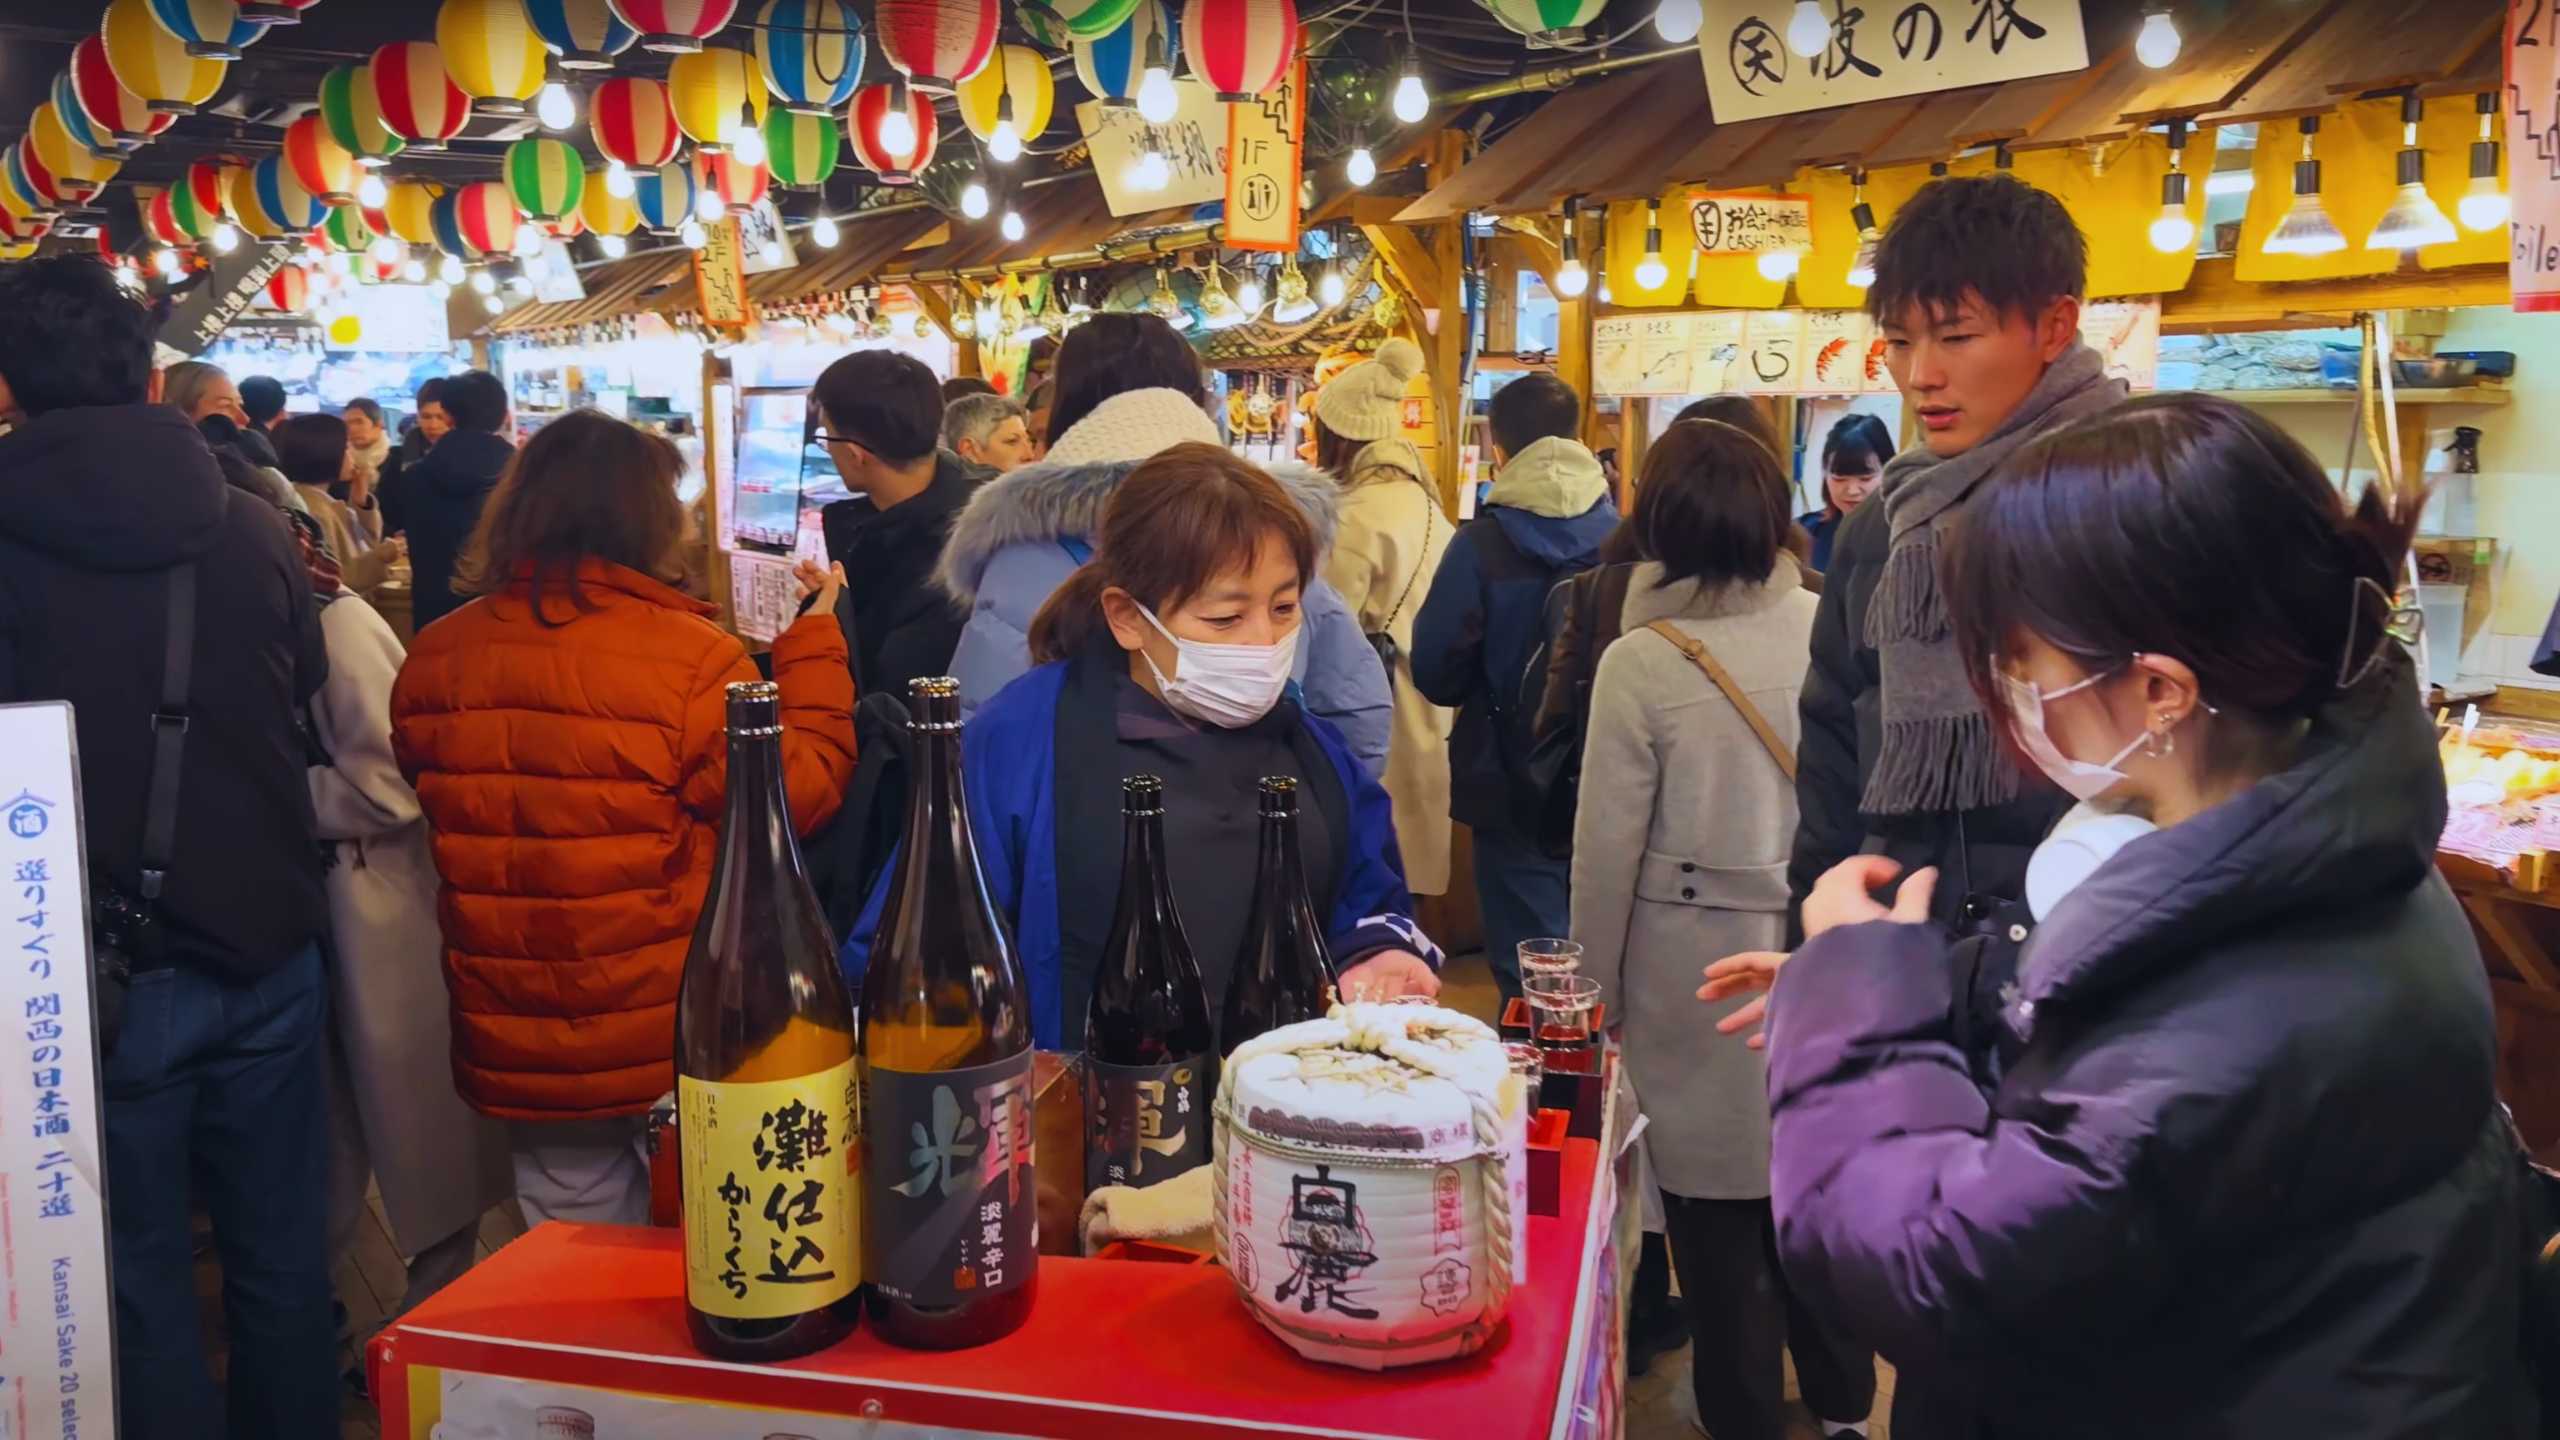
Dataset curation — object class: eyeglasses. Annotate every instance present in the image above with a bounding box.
[811,431,866,449]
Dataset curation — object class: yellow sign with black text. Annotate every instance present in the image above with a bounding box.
[693,215,754,331]
[1224,60,1304,253]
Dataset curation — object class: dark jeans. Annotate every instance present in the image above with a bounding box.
[1472,826,1570,1001]
[1661,1191,1875,1440]
[107,943,337,1440]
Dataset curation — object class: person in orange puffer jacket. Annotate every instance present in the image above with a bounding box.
[391,410,856,1228]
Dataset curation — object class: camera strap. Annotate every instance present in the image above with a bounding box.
[138,563,196,910]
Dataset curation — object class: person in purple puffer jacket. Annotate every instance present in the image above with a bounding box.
[1706,394,2533,1439]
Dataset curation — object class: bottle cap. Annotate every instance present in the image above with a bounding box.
[723,679,781,736]
[1122,774,1165,815]
[1257,775,1299,815]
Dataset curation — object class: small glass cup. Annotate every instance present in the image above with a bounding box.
[1503,1040,1546,1090]
[1524,973,1602,1073]
[1517,938,1584,984]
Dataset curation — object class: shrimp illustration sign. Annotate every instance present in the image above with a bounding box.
[1697,0,2089,123]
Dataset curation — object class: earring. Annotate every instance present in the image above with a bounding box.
[2143,725,2175,759]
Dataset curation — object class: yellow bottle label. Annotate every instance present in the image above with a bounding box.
[679,1057,861,1319]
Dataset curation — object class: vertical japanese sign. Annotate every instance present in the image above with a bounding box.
[2509,0,2560,311]
[692,215,754,332]
[1226,59,1306,252]
[0,703,116,1440]
[156,239,298,358]
[1697,0,2090,123]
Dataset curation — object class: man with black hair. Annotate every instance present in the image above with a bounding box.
[0,256,336,1439]
[816,349,980,698]
[1411,371,1618,998]
[400,369,515,631]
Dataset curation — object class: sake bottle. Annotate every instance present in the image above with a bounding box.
[1220,777,1339,1057]
[1085,775,1215,1193]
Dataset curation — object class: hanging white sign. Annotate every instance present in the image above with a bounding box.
[1696,0,2090,123]
[1077,81,1228,217]
[1690,190,1812,254]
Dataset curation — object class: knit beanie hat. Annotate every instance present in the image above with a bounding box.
[1311,338,1423,443]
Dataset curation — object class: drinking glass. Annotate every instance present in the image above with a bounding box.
[1524,974,1601,1072]
[1503,1041,1546,1090]
[1517,938,1584,984]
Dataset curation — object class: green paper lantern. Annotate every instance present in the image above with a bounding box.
[318,63,408,167]
[321,203,380,252]
[764,107,840,189]
[1475,0,1603,46]
[503,135,585,221]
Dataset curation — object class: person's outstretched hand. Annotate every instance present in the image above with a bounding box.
[1698,858,1939,1049]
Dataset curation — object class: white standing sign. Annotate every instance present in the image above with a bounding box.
[0,703,116,1440]
[1697,0,2090,123]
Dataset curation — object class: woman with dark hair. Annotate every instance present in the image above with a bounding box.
[392,410,857,1227]
[1705,394,2527,1436]
[936,312,1393,776]
[1569,419,1872,1440]
[847,443,1438,1052]
[1798,413,1891,572]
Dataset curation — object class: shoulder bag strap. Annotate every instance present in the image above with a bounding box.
[1642,619,1795,781]
[139,563,197,903]
[1374,481,1436,633]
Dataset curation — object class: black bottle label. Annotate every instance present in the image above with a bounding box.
[863,1051,1037,1309]
[1085,1055,1211,1191]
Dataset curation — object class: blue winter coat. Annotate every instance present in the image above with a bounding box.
[838,649,1436,1051]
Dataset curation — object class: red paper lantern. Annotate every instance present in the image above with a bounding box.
[69,35,177,144]
[369,41,471,149]
[876,0,999,93]
[1180,0,1295,103]
[845,80,938,183]
[283,113,358,204]
[452,178,521,254]
[144,186,187,245]
[590,76,681,168]
[544,209,587,239]
[605,0,740,52]
[184,158,227,219]
[0,207,51,246]
[267,263,309,312]
[703,149,770,212]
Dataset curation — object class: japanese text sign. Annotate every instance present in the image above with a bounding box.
[158,240,298,358]
[1078,82,1228,217]
[1689,190,1812,255]
[692,215,754,331]
[2509,0,2560,311]
[1696,0,2090,123]
[1225,60,1306,252]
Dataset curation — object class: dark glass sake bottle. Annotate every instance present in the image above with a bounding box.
[1219,777,1340,1057]
[859,677,1038,1349]
[1084,776,1216,1193]
[674,681,861,1362]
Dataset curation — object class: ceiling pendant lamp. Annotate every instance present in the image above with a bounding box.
[1270,252,1318,321]
[1554,195,1589,298]
[2262,116,2346,256]
[2368,94,2456,251]
[1633,197,1670,290]
[1150,266,1192,328]
[1074,0,1169,110]
[960,45,1055,161]
[2460,91,2509,233]
[2148,121,2196,255]
[847,80,940,183]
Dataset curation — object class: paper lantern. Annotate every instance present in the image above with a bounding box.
[144,187,187,245]
[255,152,326,232]
[428,187,476,257]
[579,169,639,234]
[590,76,681,167]
[321,202,382,252]
[28,106,119,203]
[763,107,840,188]
[167,159,225,238]
[384,179,444,244]
[525,0,638,68]
[237,0,326,19]
[3,144,59,220]
[1015,0,1066,47]
[267,263,308,312]
[437,0,547,115]
[50,71,122,164]
[846,81,939,183]
[669,46,769,150]
[755,0,864,114]
[226,161,283,238]
[453,180,521,254]
[505,136,586,220]
[544,208,587,238]
[702,150,770,212]
[70,35,177,142]
[283,114,357,204]
[369,42,471,149]
[1074,0,1168,107]
[1181,0,1295,102]
[1053,0,1141,38]
[147,0,270,59]
[957,44,1054,150]
[103,0,230,115]
[1475,0,1600,44]
[629,158,696,230]
[0,206,53,246]
[876,0,1001,93]
[318,64,406,168]
[607,0,741,52]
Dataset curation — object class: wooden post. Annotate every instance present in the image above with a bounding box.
[1503,217,1594,452]
[1427,131,1470,512]
[909,282,979,379]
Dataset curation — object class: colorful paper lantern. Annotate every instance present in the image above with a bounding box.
[544,208,587,239]
[167,159,225,238]
[69,35,176,142]
[669,46,769,150]
[452,180,522,254]
[876,0,1000,93]
[384,178,445,244]
[629,158,696,230]
[12,139,74,211]
[50,70,123,163]
[763,107,840,188]
[238,0,326,19]
[525,0,639,68]
[28,106,119,203]
[255,152,326,232]
[321,202,382,252]
[957,44,1054,150]
[606,0,741,53]
[144,187,187,245]
[1476,0,1601,44]
[0,206,54,246]
[1015,0,1066,47]
[1181,0,1295,102]
[283,113,357,204]
[428,187,475,257]
[846,80,939,183]
[590,76,681,167]
[754,0,864,114]
[226,161,283,238]
[266,262,308,312]
[0,152,55,224]
[702,149,770,212]
[317,64,406,167]
[1053,0,1142,38]
[505,136,587,220]
[146,0,270,59]
[102,0,230,115]
[369,41,471,149]
[579,169,639,234]
[437,0,548,115]
[1074,0,1169,108]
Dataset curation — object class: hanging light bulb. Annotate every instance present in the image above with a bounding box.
[538,79,578,131]
[909,310,931,339]
[2149,122,2196,255]
[812,213,840,248]
[1633,198,1670,290]
[401,256,426,282]
[2461,92,2510,232]
[2134,6,2180,69]
[514,223,547,258]
[1141,144,1172,191]
[1653,0,1702,42]
[367,234,401,266]
[356,171,389,209]
[2263,117,2346,256]
[1235,267,1265,315]
[1598,278,1613,303]
[2368,96,2457,251]
[212,221,240,254]
[598,232,628,259]
[1755,249,1799,281]
[976,298,1001,334]
[759,237,785,266]
[429,278,452,301]
[962,176,992,219]
[1148,266,1188,327]
[506,273,534,297]
[1554,197,1589,299]
[153,246,182,277]
[439,253,466,284]
[878,81,917,156]
[731,114,767,168]
[680,217,709,248]
[484,291,504,314]
[1271,253,1318,321]
[1347,146,1377,187]
[1136,35,1179,124]
[470,269,497,295]
[605,160,634,198]
[1000,208,1026,243]
[989,93,1022,164]
[1317,260,1346,309]
[1784,0,1830,58]
[1392,61,1429,125]
[695,186,725,222]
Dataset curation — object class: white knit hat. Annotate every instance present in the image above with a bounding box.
[1310,338,1423,443]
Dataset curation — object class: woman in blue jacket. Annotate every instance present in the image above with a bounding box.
[846,443,1439,1049]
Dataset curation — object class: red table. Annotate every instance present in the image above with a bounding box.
[372,1130,1630,1440]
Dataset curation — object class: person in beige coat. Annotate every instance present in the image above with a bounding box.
[1309,338,1455,894]
[1568,419,1875,1440]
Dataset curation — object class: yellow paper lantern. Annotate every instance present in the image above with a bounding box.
[579,168,639,234]
[101,0,229,116]
[385,178,447,245]
[955,44,1054,154]
[28,104,121,200]
[668,45,768,150]
[437,0,549,113]
[225,160,286,238]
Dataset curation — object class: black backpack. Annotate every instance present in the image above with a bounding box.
[1519,562,1637,860]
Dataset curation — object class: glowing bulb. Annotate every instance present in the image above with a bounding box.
[598,232,627,258]
[1236,272,1264,313]
[429,279,451,300]
[538,79,577,130]
[1317,264,1346,308]
[2460,177,2511,232]
[401,256,426,282]
[731,118,766,168]
[1598,279,1613,303]
[356,172,388,209]
[367,234,400,265]
[1633,252,1669,290]
[2134,8,2180,69]
[483,292,504,314]
[605,160,634,198]
[1346,146,1376,187]
[469,269,496,295]
[961,179,991,219]
[976,301,1001,334]
[1392,67,1429,125]
[989,118,1022,164]
[695,187,724,221]
[1000,209,1025,242]
[2263,190,2345,256]
[878,106,916,157]
[1755,249,1799,281]
[1846,244,1876,288]
[2148,203,2195,254]
[1785,0,1830,57]
[1653,0,1701,43]
[1136,66,1178,124]
[812,213,839,248]
[680,218,708,249]
[1553,257,1588,298]
[154,246,181,277]
[759,238,784,265]
[439,253,465,284]
[513,224,545,257]
[506,274,533,297]
[212,222,240,254]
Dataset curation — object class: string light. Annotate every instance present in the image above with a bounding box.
[401,256,426,282]
[2461,91,2510,232]
[1392,60,1429,125]
[605,160,634,198]
[1346,146,1376,187]
[962,176,992,219]
[598,232,628,258]
[470,269,497,294]
[1000,208,1026,242]
[1136,35,1178,124]
[812,213,840,248]
[878,80,917,155]
[2263,117,2346,256]
[1653,0,1701,43]
[1554,196,1588,298]
[356,172,389,209]
[2148,121,2197,255]
[2368,94,2456,251]
[989,93,1022,163]
[439,254,466,284]
[759,237,785,266]
[1633,198,1669,289]
[212,222,240,254]
[538,79,578,130]
[2134,6,2181,69]
[695,187,724,222]
[1784,1,1830,58]
[680,217,709,248]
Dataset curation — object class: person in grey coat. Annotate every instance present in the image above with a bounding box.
[935,314,1391,777]
[1571,418,1874,1440]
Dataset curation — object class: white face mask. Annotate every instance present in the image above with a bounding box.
[1136,603,1296,729]
[1994,665,2147,803]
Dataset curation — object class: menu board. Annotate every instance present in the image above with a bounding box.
[1592,300,2159,397]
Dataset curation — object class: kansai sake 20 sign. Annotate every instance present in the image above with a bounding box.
[2508,0,2560,311]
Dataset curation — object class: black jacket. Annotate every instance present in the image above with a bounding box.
[0,405,328,979]
[402,428,515,631]
[820,450,980,699]
[1787,499,2069,935]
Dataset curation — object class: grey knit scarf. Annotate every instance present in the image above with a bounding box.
[1862,342,2128,816]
